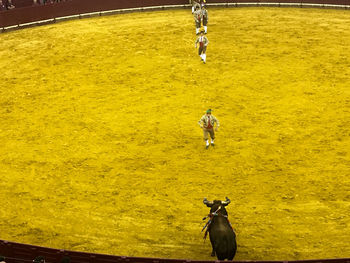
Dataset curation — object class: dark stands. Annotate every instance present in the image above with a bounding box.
[0,0,16,10]
[0,0,7,11]
[0,0,67,9]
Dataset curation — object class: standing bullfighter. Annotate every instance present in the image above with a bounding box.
[190,0,200,13]
[198,109,219,149]
[201,5,209,34]
[193,4,202,35]
[195,31,209,63]
[190,0,206,13]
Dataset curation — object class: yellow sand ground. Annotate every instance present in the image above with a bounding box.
[0,7,349,261]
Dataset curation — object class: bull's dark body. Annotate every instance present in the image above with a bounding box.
[204,199,237,260]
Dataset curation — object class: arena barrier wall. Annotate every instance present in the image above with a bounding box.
[0,0,189,28]
[1,239,350,263]
[1,0,350,29]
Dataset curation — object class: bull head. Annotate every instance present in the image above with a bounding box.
[203,197,231,207]
[221,197,231,206]
[203,197,214,207]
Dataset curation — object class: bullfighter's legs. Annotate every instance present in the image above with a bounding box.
[209,129,215,145]
[203,129,210,149]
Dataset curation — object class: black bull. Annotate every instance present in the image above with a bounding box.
[203,197,237,260]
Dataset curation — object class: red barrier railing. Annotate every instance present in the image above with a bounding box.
[0,0,188,28]
[1,0,350,28]
[1,239,350,263]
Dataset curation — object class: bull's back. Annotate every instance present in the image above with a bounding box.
[209,221,237,260]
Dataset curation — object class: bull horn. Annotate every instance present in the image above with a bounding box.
[203,197,214,207]
[221,197,231,206]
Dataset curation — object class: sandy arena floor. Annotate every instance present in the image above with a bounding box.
[0,7,349,261]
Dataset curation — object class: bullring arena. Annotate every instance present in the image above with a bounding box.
[0,0,350,262]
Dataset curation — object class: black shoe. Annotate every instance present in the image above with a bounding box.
[211,143,214,146]
[206,145,209,149]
